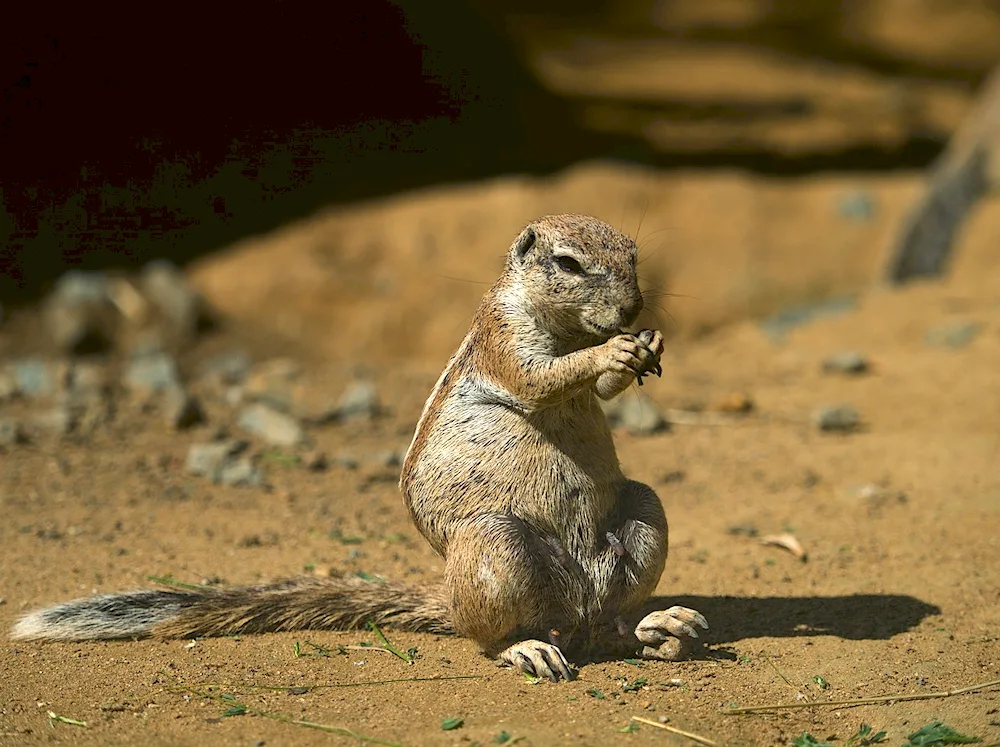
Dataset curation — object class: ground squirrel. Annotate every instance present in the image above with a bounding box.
[11,214,707,681]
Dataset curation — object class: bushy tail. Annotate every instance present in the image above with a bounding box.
[11,576,453,641]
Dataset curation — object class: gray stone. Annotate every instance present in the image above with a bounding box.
[243,358,301,412]
[186,440,261,485]
[186,440,245,478]
[33,405,75,436]
[217,457,264,487]
[0,371,17,401]
[836,191,876,222]
[198,351,252,385]
[812,404,861,432]
[924,321,982,349]
[44,271,118,354]
[238,403,305,447]
[335,380,380,420]
[376,450,403,468]
[821,351,869,375]
[124,352,181,393]
[164,386,205,430]
[333,454,359,470]
[0,419,26,446]
[67,361,110,403]
[140,260,203,337]
[601,395,668,435]
[10,358,57,398]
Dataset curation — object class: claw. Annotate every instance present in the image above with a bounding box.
[499,640,574,682]
[634,606,710,649]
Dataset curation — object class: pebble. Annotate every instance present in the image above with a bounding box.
[243,358,301,412]
[333,454,360,470]
[376,450,403,468]
[303,451,329,472]
[9,358,58,398]
[836,191,877,222]
[124,351,181,393]
[66,361,111,404]
[0,370,17,401]
[0,419,26,446]
[185,440,263,486]
[217,457,265,488]
[821,351,869,375]
[924,321,982,349]
[812,404,860,432]
[163,386,205,430]
[238,403,305,447]
[43,271,118,354]
[198,351,252,385]
[33,405,75,436]
[712,392,754,414]
[335,380,380,420]
[140,260,204,337]
[602,395,668,435]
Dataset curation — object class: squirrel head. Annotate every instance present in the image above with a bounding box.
[505,214,644,343]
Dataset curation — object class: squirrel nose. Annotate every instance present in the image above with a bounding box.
[621,294,644,326]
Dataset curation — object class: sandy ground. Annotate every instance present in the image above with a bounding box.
[1,164,999,746]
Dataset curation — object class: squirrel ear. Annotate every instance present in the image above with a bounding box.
[512,227,537,259]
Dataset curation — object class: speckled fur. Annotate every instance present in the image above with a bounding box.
[12,215,705,679]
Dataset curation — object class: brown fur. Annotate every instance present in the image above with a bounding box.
[12,214,707,681]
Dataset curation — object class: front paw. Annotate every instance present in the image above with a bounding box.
[634,329,664,381]
[634,606,709,661]
[498,639,574,682]
[599,334,659,379]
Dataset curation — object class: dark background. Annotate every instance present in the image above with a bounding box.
[2,0,996,306]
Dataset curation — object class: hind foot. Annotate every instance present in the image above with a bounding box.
[498,639,574,682]
[634,606,709,661]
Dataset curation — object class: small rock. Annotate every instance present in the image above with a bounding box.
[712,392,754,414]
[198,351,252,385]
[602,396,668,435]
[9,358,57,398]
[0,370,17,401]
[140,260,205,337]
[0,419,26,446]
[124,351,181,393]
[164,387,205,430]
[335,380,380,420]
[238,403,305,447]
[33,405,75,436]
[186,440,263,486]
[303,451,329,472]
[66,361,111,404]
[186,440,246,477]
[217,457,264,487]
[333,454,359,470]
[243,358,302,412]
[822,351,869,375]
[812,404,860,432]
[836,191,876,222]
[924,321,982,349]
[376,450,403,468]
[44,271,119,354]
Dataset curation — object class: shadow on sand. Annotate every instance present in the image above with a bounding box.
[642,594,941,645]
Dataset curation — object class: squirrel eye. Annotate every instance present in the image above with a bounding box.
[554,255,585,274]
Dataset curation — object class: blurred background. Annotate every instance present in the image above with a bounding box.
[2,0,1000,358]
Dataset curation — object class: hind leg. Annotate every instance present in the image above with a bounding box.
[445,515,574,681]
[596,480,708,660]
